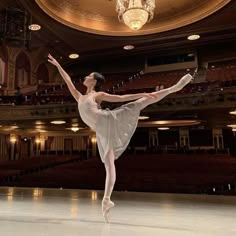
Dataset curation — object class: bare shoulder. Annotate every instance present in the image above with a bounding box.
[94,91,105,103]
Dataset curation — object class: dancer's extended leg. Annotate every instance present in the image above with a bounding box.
[102,149,116,222]
[137,73,193,110]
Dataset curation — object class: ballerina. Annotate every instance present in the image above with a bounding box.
[48,54,194,222]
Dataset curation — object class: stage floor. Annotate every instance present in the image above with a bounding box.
[0,187,235,236]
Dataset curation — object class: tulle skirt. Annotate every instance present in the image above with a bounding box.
[96,101,141,163]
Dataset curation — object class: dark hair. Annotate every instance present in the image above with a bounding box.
[93,72,105,91]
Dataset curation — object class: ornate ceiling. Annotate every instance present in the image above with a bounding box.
[35,0,232,36]
[0,0,236,133]
[0,0,229,65]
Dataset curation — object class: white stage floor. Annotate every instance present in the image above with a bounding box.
[0,187,235,236]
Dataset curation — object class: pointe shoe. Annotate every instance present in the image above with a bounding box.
[102,199,115,223]
[174,74,193,92]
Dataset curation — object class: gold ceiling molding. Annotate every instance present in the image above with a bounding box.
[36,0,232,36]
[138,120,202,127]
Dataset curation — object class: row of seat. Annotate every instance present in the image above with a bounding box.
[5,153,236,194]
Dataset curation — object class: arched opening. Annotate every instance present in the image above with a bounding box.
[15,52,31,89]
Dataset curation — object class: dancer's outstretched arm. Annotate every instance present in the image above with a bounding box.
[96,70,196,103]
[96,91,156,103]
[48,54,82,101]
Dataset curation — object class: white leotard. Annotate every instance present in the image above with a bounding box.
[78,93,141,162]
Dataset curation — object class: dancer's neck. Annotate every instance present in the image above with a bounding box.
[86,89,96,95]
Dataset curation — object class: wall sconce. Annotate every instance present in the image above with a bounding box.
[35,138,41,144]
[91,137,97,143]
[10,135,17,143]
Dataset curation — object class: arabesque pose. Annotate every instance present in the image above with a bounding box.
[48,54,195,222]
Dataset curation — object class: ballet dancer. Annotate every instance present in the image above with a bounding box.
[48,54,195,222]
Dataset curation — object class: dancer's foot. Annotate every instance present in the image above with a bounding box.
[102,199,115,223]
[173,73,193,92]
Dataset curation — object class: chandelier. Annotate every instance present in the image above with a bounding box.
[116,0,155,30]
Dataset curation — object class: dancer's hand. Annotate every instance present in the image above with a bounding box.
[48,54,60,67]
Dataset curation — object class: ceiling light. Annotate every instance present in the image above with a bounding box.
[187,35,200,40]
[138,116,149,120]
[35,125,45,130]
[35,121,45,125]
[227,124,236,128]
[188,53,195,57]
[28,24,41,31]
[69,54,79,59]
[37,130,47,133]
[158,127,170,130]
[116,0,155,30]
[229,111,236,115]
[50,120,66,125]
[71,127,79,132]
[123,45,135,50]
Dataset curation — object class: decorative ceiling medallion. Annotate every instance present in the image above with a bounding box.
[35,0,232,36]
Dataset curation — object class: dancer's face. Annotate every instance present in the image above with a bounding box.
[83,73,96,88]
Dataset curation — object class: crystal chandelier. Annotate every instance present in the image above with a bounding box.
[116,0,155,30]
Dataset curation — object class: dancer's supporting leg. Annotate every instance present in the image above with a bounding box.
[137,73,193,110]
[102,149,116,222]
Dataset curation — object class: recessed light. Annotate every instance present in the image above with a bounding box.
[187,35,200,40]
[69,53,79,59]
[227,124,236,128]
[51,120,66,124]
[35,125,45,129]
[123,45,134,50]
[28,24,41,31]
[158,127,170,130]
[188,53,195,57]
[37,130,47,133]
[35,121,45,125]
[229,111,236,115]
[138,116,149,120]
